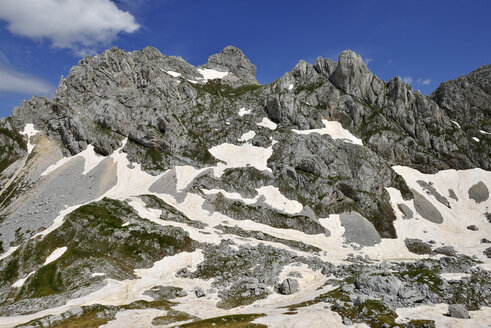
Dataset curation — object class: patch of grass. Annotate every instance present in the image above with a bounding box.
[175,314,267,328]
[13,198,196,300]
[400,268,442,294]
[1,258,19,283]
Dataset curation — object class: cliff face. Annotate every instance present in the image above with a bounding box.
[0,46,489,327]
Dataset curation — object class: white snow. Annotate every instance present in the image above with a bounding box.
[451,120,461,129]
[396,304,491,328]
[440,272,470,281]
[42,144,105,176]
[389,166,491,265]
[91,273,105,277]
[165,70,181,77]
[100,309,166,328]
[202,185,303,215]
[187,79,198,84]
[256,186,303,214]
[43,247,67,266]
[12,272,34,288]
[0,246,19,261]
[0,251,208,327]
[238,107,252,116]
[288,83,294,91]
[208,142,273,176]
[121,222,130,227]
[196,68,228,81]
[20,123,41,154]
[175,166,208,191]
[479,130,491,135]
[257,117,277,130]
[238,130,256,142]
[292,119,363,145]
[472,137,480,142]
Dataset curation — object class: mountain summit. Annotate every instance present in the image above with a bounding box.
[0,46,489,327]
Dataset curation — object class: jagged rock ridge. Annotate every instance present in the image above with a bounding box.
[0,46,489,327]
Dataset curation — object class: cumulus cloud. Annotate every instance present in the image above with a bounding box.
[0,0,140,55]
[0,64,53,96]
[417,78,431,85]
[402,76,412,84]
[364,57,373,66]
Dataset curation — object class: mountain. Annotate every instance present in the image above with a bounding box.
[0,46,489,328]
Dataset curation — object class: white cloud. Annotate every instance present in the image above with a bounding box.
[417,78,431,85]
[0,64,53,96]
[0,0,140,55]
[364,57,373,66]
[403,76,412,84]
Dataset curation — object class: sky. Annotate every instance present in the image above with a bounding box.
[0,0,490,118]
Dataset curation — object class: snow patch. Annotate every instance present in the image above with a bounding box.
[257,117,277,130]
[208,143,273,176]
[43,247,67,266]
[175,166,209,192]
[440,272,470,281]
[238,107,252,116]
[479,130,491,135]
[396,304,491,328]
[42,144,105,176]
[390,166,491,265]
[293,119,363,145]
[472,137,480,142]
[197,68,228,81]
[12,272,35,288]
[288,84,294,91]
[165,70,181,77]
[91,273,105,277]
[100,309,166,328]
[0,246,19,261]
[238,130,256,142]
[20,123,41,154]
[451,120,461,129]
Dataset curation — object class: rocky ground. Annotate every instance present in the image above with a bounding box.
[0,46,489,327]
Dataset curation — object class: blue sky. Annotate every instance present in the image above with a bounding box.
[0,0,490,118]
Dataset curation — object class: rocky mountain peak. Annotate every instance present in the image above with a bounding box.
[329,49,385,105]
[431,64,491,132]
[0,45,489,327]
[201,45,258,86]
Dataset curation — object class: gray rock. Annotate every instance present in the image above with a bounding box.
[405,238,433,255]
[397,203,414,220]
[201,46,258,86]
[339,212,381,246]
[468,181,489,203]
[448,304,470,319]
[194,287,205,298]
[434,246,457,257]
[412,190,444,223]
[278,278,299,295]
[467,225,479,231]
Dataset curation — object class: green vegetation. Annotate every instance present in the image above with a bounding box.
[8,198,196,300]
[190,80,262,99]
[400,268,442,294]
[174,314,266,328]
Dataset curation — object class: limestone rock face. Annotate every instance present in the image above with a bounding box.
[278,278,299,295]
[0,46,490,327]
[448,304,470,319]
[202,46,258,86]
[431,64,491,132]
